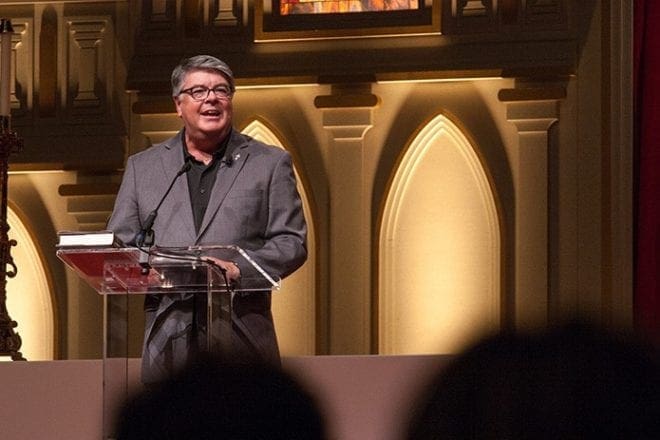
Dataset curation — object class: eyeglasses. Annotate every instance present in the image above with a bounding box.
[179,85,233,101]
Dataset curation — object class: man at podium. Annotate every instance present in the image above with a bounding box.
[107,55,307,384]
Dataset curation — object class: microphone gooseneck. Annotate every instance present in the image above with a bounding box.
[135,157,193,249]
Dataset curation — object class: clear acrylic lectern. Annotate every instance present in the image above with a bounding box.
[57,244,280,440]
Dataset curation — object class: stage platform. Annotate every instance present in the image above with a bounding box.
[0,354,451,439]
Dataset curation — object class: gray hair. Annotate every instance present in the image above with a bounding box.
[171,55,235,97]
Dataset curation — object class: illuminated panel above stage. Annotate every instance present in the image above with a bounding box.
[255,0,439,41]
[279,0,419,15]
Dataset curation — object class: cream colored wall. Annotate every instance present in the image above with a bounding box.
[230,76,543,354]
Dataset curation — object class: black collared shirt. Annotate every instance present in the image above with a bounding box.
[184,136,229,233]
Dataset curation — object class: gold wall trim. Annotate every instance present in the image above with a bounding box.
[498,86,567,102]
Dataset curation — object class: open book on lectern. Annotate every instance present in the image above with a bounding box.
[56,231,281,294]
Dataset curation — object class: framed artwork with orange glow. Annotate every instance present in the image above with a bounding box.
[255,0,440,41]
[279,0,420,15]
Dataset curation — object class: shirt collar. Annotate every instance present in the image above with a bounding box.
[181,128,232,164]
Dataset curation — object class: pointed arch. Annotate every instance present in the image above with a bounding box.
[378,113,502,354]
[5,206,56,360]
[241,119,318,355]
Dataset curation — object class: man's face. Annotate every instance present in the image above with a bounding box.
[174,69,233,143]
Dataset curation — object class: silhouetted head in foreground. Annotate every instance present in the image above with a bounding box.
[116,354,326,440]
[407,321,660,439]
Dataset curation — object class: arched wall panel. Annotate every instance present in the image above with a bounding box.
[6,207,55,360]
[379,114,501,354]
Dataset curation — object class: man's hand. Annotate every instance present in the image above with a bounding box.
[202,256,241,282]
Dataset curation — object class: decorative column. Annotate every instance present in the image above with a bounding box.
[0,18,25,361]
[315,83,378,353]
[499,84,565,329]
[68,19,108,113]
[212,0,238,26]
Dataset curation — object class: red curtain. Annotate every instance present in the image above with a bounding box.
[634,0,660,344]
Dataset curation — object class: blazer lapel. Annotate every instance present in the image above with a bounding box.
[159,133,196,244]
[195,132,248,242]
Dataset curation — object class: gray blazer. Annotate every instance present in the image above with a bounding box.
[107,129,307,382]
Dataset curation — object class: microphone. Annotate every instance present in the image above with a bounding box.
[135,157,193,249]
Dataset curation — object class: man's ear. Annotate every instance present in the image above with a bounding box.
[173,97,182,117]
